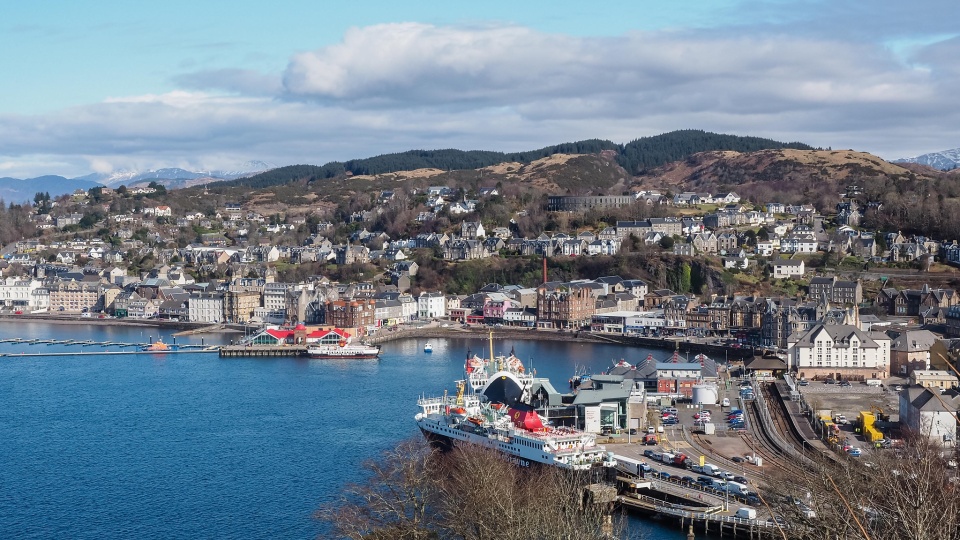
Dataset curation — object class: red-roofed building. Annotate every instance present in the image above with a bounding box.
[246,326,354,346]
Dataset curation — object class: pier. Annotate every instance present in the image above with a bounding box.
[218,345,307,358]
[0,337,221,357]
[611,461,784,538]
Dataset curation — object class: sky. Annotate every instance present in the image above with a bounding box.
[1,0,958,179]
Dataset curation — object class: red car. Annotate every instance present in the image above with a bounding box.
[14,310,23,315]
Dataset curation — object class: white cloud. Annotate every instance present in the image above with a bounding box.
[1,22,959,177]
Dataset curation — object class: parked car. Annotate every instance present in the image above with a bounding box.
[839,380,852,387]
[824,378,836,384]
[798,379,809,386]
[731,456,746,463]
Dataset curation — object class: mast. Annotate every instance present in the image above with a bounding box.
[489,329,495,369]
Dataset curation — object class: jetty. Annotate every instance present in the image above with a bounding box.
[612,461,784,538]
[218,345,307,358]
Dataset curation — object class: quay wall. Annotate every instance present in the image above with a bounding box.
[366,326,753,361]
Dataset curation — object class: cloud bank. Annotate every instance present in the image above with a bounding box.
[1,22,958,178]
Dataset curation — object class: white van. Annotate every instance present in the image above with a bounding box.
[735,507,757,520]
[725,481,749,496]
[702,463,721,477]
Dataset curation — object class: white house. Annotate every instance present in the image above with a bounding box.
[771,259,805,278]
[417,291,447,319]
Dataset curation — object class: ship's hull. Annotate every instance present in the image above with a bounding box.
[306,345,380,359]
[418,423,536,468]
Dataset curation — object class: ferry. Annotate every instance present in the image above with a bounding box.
[306,341,380,359]
[415,335,615,471]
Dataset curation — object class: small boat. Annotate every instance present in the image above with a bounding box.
[424,343,433,353]
[140,339,178,352]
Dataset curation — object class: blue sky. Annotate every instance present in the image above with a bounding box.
[1,0,958,178]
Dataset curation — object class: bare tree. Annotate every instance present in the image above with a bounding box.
[318,437,620,540]
[761,433,960,540]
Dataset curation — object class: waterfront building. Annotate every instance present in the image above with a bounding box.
[787,323,890,380]
[47,281,101,313]
[417,291,446,319]
[325,299,376,330]
[189,292,225,323]
[536,283,594,329]
[224,289,261,323]
[0,278,44,310]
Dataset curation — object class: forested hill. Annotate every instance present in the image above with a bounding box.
[616,130,813,175]
[220,130,813,189]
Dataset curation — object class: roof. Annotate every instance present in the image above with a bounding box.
[572,384,632,405]
[790,324,886,349]
[745,356,788,371]
[891,330,939,352]
[655,362,702,371]
[903,386,960,413]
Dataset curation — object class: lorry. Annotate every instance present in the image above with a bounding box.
[735,507,757,520]
[643,433,658,445]
[672,453,692,468]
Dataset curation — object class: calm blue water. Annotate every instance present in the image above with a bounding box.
[0,322,689,539]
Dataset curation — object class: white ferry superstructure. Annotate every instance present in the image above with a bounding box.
[416,357,615,471]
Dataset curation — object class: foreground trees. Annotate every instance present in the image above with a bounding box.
[763,434,960,540]
[318,438,619,540]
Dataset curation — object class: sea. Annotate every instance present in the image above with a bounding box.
[0,321,693,539]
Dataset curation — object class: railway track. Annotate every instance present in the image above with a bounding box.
[764,383,833,463]
[742,390,810,479]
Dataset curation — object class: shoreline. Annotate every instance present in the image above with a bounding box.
[366,325,754,359]
[0,315,753,360]
[0,314,243,334]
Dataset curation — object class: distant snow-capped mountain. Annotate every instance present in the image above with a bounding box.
[894,148,960,171]
[73,161,277,186]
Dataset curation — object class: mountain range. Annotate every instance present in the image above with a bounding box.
[0,161,276,203]
[894,148,960,171]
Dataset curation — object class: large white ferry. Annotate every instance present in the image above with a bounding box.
[415,339,615,471]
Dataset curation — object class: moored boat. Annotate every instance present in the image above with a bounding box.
[415,332,615,471]
[306,341,380,359]
[141,339,177,352]
[424,343,433,353]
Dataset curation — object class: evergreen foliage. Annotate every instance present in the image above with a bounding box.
[217,131,810,189]
[616,129,813,174]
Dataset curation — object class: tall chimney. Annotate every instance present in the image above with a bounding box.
[542,255,548,284]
